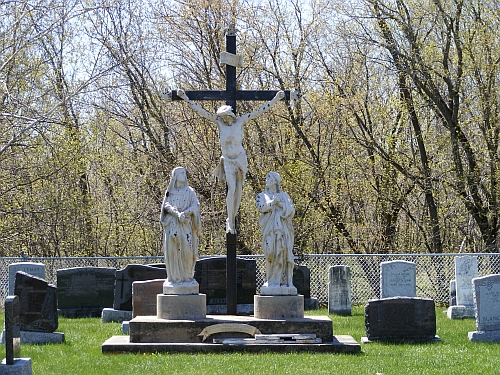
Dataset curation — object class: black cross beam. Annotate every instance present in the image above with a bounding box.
[170,27,291,315]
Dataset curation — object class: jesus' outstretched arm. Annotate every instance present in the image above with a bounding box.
[177,90,218,123]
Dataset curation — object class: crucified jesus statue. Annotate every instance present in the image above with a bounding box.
[176,89,285,234]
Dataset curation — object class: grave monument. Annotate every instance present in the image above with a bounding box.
[468,274,500,342]
[328,265,352,315]
[8,262,45,295]
[363,259,439,343]
[57,266,116,317]
[447,255,477,319]
[380,260,416,298]
[102,26,359,354]
[0,296,32,375]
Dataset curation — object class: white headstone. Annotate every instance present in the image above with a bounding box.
[380,260,416,298]
[468,274,500,343]
[328,266,352,315]
[8,262,45,295]
[473,274,500,331]
[455,255,478,307]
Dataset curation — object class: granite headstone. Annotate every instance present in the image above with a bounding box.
[14,272,57,333]
[447,256,478,319]
[194,257,256,305]
[4,296,20,365]
[8,263,45,295]
[113,264,166,311]
[455,255,478,307]
[364,297,437,342]
[468,274,500,342]
[380,260,416,298]
[57,267,116,317]
[328,265,352,315]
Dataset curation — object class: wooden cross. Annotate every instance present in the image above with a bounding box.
[167,26,294,315]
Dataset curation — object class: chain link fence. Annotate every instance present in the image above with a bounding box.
[1,253,499,306]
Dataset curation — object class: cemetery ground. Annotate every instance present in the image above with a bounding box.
[2,306,499,374]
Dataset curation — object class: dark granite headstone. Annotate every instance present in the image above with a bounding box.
[194,257,256,305]
[365,297,436,342]
[293,265,311,299]
[449,280,457,306]
[114,264,166,311]
[14,272,57,333]
[57,267,116,317]
[5,295,20,365]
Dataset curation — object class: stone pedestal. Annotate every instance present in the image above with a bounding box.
[468,330,500,343]
[446,305,475,319]
[254,295,304,319]
[157,294,206,320]
[260,285,297,296]
[0,358,32,375]
[163,280,199,295]
[101,308,132,323]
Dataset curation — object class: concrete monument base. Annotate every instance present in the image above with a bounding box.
[468,330,500,343]
[0,358,32,375]
[101,308,132,323]
[101,314,361,354]
[254,295,304,319]
[447,305,475,319]
[157,294,206,320]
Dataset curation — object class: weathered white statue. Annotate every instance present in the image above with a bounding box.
[160,167,201,291]
[256,171,296,295]
[176,89,285,234]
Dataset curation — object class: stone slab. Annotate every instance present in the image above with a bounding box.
[8,263,45,295]
[194,257,256,305]
[328,265,352,315]
[468,330,500,343]
[455,255,478,307]
[113,264,166,310]
[254,295,304,319]
[205,304,254,315]
[102,334,360,354]
[449,279,456,306]
[57,267,116,317]
[446,305,475,319]
[472,274,500,331]
[292,265,311,299]
[157,294,206,320]
[14,272,58,333]
[365,297,436,342]
[102,335,361,354]
[163,280,199,295]
[0,358,32,375]
[361,335,441,344]
[380,260,416,298]
[0,331,64,345]
[260,285,297,296]
[4,296,20,365]
[101,308,132,323]
[128,314,333,343]
[131,279,164,317]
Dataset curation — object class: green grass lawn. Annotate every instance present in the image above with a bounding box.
[4,306,499,375]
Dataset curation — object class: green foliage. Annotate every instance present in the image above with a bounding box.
[2,0,500,256]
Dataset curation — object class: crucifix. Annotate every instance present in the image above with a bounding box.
[164,26,296,315]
